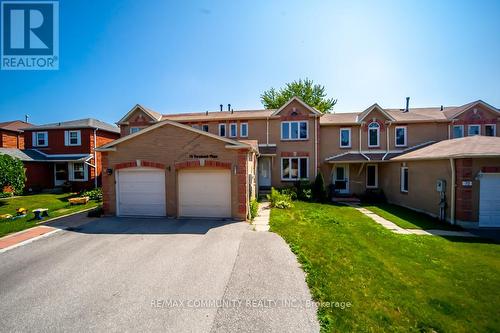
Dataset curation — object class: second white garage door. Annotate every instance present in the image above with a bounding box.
[479,173,500,227]
[117,168,166,217]
[178,169,232,218]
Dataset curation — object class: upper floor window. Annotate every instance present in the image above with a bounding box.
[218,123,226,137]
[130,127,141,134]
[281,157,308,180]
[202,124,209,132]
[240,123,248,137]
[453,125,464,138]
[468,124,480,136]
[340,128,351,148]
[281,121,308,140]
[32,131,48,147]
[368,122,380,147]
[395,126,407,147]
[229,123,237,137]
[65,130,81,146]
[485,124,496,137]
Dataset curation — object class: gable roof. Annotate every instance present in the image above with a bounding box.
[392,136,500,161]
[24,118,120,133]
[357,103,395,122]
[97,119,257,152]
[0,120,33,133]
[442,100,499,119]
[271,96,322,116]
[116,104,163,125]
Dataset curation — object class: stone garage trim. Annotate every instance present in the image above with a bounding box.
[174,160,232,170]
[115,160,166,170]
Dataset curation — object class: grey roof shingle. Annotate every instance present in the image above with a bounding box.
[24,118,119,133]
[0,148,91,162]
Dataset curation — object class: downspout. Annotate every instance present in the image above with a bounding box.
[93,128,98,189]
[450,158,456,224]
[314,116,318,178]
[447,124,451,140]
[358,124,362,152]
[266,117,269,145]
[386,122,392,154]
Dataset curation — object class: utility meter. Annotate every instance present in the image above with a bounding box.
[436,179,446,193]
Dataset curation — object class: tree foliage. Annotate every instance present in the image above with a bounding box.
[0,154,26,194]
[260,78,337,113]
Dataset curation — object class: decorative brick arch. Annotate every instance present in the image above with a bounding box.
[115,160,166,170]
[174,159,232,170]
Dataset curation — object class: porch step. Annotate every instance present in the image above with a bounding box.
[331,196,361,204]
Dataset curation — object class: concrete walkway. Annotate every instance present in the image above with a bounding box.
[253,202,270,232]
[355,207,478,237]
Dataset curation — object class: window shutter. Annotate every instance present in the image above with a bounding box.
[64,131,69,146]
[32,132,37,147]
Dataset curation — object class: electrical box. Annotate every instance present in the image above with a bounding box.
[436,179,446,192]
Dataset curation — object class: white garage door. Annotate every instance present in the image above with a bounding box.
[479,173,500,227]
[117,168,166,217]
[178,169,231,218]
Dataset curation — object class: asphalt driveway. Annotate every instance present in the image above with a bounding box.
[0,216,319,332]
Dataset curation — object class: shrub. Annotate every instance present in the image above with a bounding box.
[80,187,103,201]
[0,192,13,198]
[250,199,259,220]
[0,154,26,195]
[312,172,327,202]
[267,187,293,209]
[87,205,103,217]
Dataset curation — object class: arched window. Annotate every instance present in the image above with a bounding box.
[368,122,380,147]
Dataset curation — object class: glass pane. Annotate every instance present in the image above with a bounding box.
[341,130,349,146]
[485,125,495,137]
[403,169,408,191]
[469,126,479,136]
[336,167,344,180]
[453,126,463,138]
[291,159,299,178]
[299,158,308,178]
[396,128,405,145]
[219,125,226,136]
[300,122,307,139]
[73,163,84,180]
[282,123,289,139]
[369,129,378,146]
[241,124,247,136]
[291,122,299,139]
[282,159,290,178]
[367,166,376,186]
[230,124,237,136]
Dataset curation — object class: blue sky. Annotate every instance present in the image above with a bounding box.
[1,0,499,125]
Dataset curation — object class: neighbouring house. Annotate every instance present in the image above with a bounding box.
[0,118,120,192]
[98,98,500,226]
[0,120,33,148]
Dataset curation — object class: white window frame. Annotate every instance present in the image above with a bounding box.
[65,130,81,146]
[339,128,351,148]
[130,127,141,134]
[453,125,464,138]
[468,124,480,136]
[281,121,308,140]
[68,162,88,182]
[368,122,380,147]
[32,131,48,147]
[229,123,237,137]
[485,124,496,137]
[395,126,407,147]
[400,166,408,193]
[218,123,226,137]
[240,123,248,137]
[201,124,209,132]
[366,164,378,188]
[281,157,309,181]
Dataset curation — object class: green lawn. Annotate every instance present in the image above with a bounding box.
[363,202,460,230]
[270,201,500,332]
[0,193,98,238]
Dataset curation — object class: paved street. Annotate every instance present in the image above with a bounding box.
[0,216,319,332]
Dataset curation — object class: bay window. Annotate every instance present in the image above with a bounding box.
[281,157,308,180]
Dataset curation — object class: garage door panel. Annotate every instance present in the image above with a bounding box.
[178,169,231,218]
[479,174,500,227]
[117,169,166,217]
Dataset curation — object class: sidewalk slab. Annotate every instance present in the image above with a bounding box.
[0,226,57,250]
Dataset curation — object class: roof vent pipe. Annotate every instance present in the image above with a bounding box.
[25,114,29,123]
[440,105,444,111]
[228,104,231,112]
[206,110,209,116]
[220,104,223,112]
[405,97,410,113]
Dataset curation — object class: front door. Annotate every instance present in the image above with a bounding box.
[258,157,272,188]
[333,164,349,194]
[54,163,68,186]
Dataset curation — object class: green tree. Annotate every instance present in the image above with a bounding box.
[260,78,337,113]
[0,154,26,194]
